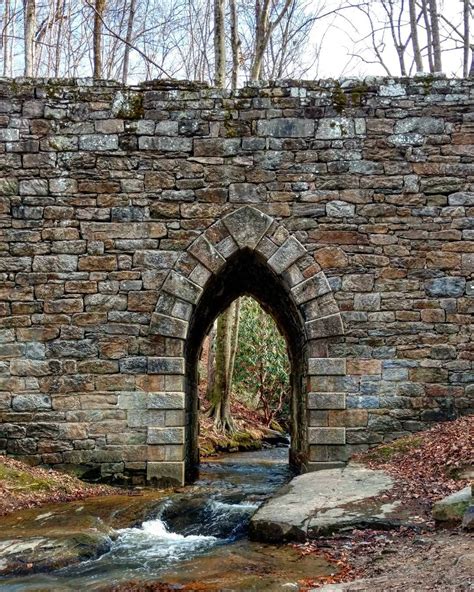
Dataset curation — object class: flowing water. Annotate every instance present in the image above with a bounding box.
[1,448,334,591]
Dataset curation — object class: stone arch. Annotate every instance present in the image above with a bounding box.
[147,206,347,485]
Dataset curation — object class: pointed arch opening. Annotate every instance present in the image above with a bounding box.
[185,248,308,481]
[147,206,347,486]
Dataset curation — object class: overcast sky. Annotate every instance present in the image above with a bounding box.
[311,0,467,79]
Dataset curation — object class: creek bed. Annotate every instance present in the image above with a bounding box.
[1,448,334,591]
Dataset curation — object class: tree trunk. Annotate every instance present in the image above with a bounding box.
[23,0,36,76]
[93,0,106,79]
[408,0,423,73]
[428,0,442,72]
[462,0,470,78]
[229,0,240,90]
[2,0,11,76]
[213,0,225,87]
[421,0,434,72]
[53,0,66,76]
[208,306,234,431]
[205,325,216,400]
[122,0,136,83]
[250,0,293,81]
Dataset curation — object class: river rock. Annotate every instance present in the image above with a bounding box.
[432,486,472,524]
[249,463,405,542]
[0,533,111,575]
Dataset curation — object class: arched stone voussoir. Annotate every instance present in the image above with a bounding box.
[267,235,306,275]
[188,234,227,274]
[221,206,273,250]
[162,270,203,305]
[306,312,345,340]
[291,271,331,305]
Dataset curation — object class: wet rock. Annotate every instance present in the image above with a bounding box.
[0,533,111,575]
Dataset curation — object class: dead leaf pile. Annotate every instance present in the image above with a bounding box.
[358,415,473,508]
[0,454,122,516]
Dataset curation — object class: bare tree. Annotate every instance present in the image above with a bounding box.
[427,0,442,71]
[463,0,471,77]
[122,0,136,82]
[23,0,36,76]
[93,0,106,78]
[229,0,241,89]
[249,0,292,80]
[409,0,423,72]
[214,0,225,87]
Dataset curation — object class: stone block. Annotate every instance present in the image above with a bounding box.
[267,236,306,274]
[119,357,148,374]
[147,427,184,444]
[292,272,330,304]
[163,271,202,304]
[257,118,314,138]
[150,313,188,339]
[147,392,185,409]
[148,357,185,375]
[222,206,272,249]
[328,409,368,428]
[79,135,118,150]
[306,313,344,340]
[426,277,466,297]
[188,235,226,273]
[147,461,184,486]
[19,179,48,196]
[394,117,444,134]
[32,255,78,272]
[308,427,346,445]
[326,200,355,217]
[347,359,381,375]
[308,358,346,376]
[229,183,266,203]
[309,444,348,462]
[0,178,18,195]
[12,394,51,411]
[315,118,355,139]
[448,192,474,206]
[307,393,346,410]
[354,293,380,311]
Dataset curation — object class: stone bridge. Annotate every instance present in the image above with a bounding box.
[0,76,472,485]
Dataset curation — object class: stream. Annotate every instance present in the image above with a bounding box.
[1,448,334,591]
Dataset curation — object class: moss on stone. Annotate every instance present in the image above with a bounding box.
[366,436,423,461]
[114,93,144,120]
[350,82,369,106]
[0,463,54,492]
[331,82,348,114]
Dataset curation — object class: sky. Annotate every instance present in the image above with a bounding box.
[310,0,468,79]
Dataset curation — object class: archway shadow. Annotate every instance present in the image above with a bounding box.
[185,248,308,482]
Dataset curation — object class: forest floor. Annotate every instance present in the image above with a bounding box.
[198,396,287,457]
[0,454,121,516]
[296,415,473,591]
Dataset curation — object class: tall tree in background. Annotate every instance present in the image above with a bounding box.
[249,0,293,80]
[213,0,225,87]
[122,0,137,82]
[23,0,35,76]
[409,0,423,72]
[229,0,241,89]
[93,0,106,78]
[427,0,442,72]
[207,300,241,432]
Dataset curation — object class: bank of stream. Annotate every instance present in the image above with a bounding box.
[0,448,335,591]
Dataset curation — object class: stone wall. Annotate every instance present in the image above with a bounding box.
[0,76,472,485]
